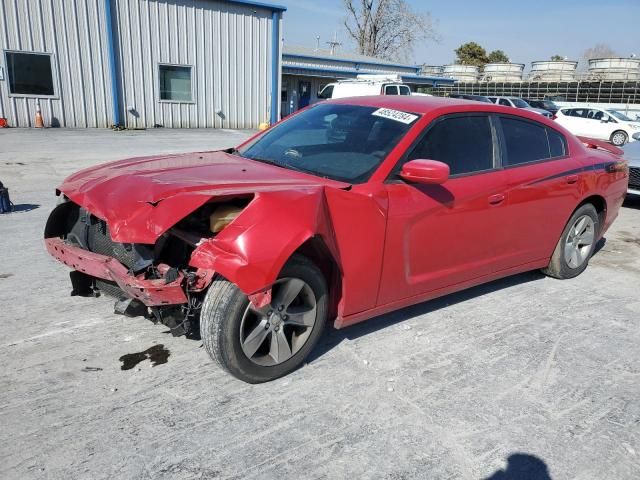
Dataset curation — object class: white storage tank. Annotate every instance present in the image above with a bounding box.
[481,63,524,82]
[529,60,578,81]
[588,57,640,80]
[421,65,444,77]
[442,64,479,82]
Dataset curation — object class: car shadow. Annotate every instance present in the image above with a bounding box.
[6,203,40,213]
[307,269,546,363]
[483,453,552,480]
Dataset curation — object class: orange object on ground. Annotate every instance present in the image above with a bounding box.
[35,105,44,128]
[0,118,7,128]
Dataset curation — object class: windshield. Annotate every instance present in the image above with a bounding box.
[608,110,633,122]
[238,103,419,183]
[512,99,530,108]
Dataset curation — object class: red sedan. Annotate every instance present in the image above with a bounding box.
[44,97,628,383]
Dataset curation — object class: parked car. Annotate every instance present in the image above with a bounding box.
[622,140,640,195]
[525,99,559,114]
[45,97,628,383]
[447,93,493,103]
[318,75,411,99]
[554,107,640,146]
[490,96,553,118]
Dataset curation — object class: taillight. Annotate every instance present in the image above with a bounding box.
[605,161,628,174]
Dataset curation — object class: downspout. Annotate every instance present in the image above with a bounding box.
[270,11,280,125]
[104,0,121,127]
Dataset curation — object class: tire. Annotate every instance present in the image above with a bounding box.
[541,204,599,279]
[200,254,328,383]
[610,130,628,146]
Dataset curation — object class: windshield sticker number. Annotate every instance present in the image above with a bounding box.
[372,108,418,124]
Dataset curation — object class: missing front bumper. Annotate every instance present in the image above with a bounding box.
[45,238,188,306]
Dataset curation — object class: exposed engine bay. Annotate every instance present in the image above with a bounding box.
[44,197,251,336]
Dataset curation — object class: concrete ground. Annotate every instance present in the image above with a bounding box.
[1,128,639,480]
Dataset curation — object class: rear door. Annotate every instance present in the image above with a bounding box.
[497,115,582,265]
[378,114,510,304]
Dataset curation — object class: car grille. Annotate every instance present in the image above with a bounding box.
[630,166,640,190]
[86,219,137,270]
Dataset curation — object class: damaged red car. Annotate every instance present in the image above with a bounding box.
[45,97,628,383]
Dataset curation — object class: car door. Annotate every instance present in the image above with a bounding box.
[582,109,608,140]
[557,108,586,136]
[497,115,582,264]
[378,113,510,305]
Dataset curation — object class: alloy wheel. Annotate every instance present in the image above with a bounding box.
[239,278,317,366]
[564,215,595,269]
[611,132,627,146]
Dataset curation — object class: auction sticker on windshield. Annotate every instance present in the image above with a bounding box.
[372,108,419,124]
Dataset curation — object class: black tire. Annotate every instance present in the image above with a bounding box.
[200,254,328,383]
[610,130,628,146]
[541,203,599,279]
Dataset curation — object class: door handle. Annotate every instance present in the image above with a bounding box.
[566,175,578,184]
[488,193,505,205]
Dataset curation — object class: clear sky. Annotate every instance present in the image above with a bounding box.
[277,0,640,68]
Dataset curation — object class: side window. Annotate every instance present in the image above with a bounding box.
[499,98,511,107]
[385,85,399,95]
[500,117,550,165]
[408,115,495,176]
[399,85,411,96]
[547,128,567,158]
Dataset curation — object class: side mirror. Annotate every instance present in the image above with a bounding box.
[400,159,450,185]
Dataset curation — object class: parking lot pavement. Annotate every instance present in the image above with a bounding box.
[1,128,639,480]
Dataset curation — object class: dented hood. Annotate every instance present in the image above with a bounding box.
[59,150,348,244]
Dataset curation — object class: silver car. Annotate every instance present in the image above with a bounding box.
[491,96,553,118]
[623,139,640,195]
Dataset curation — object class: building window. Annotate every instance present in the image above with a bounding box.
[6,51,55,96]
[159,65,192,102]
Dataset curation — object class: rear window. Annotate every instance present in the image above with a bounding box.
[500,117,566,165]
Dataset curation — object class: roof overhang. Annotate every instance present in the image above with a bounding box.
[224,0,287,12]
[283,65,455,86]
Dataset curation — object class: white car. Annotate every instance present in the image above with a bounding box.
[488,96,553,118]
[554,107,640,146]
[623,140,640,195]
[318,75,411,99]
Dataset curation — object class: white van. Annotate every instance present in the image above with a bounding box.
[318,74,411,99]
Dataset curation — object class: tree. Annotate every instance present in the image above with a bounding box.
[487,50,509,63]
[343,0,438,61]
[454,42,488,67]
[550,54,564,61]
[583,43,617,60]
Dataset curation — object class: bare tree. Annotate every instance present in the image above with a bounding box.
[583,43,617,60]
[343,0,438,61]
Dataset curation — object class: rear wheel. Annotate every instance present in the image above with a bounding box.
[542,204,599,279]
[200,255,328,383]
[610,130,628,146]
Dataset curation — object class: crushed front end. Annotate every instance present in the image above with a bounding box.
[43,198,241,336]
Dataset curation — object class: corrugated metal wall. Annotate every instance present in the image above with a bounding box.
[0,0,278,128]
[112,0,274,129]
[0,0,114,127]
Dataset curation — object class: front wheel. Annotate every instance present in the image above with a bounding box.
[610,130,628,146]
[200,255,328,383]
[541,204,599,279]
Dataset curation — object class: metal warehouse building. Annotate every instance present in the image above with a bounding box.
[0,0,284,128]
[281,45,453,117]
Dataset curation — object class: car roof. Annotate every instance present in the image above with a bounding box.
[325,95,571,135]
